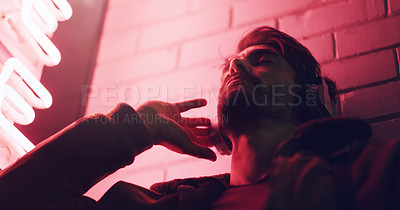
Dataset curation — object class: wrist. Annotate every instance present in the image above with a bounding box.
[136,106,158,142]
[108,103,154,155]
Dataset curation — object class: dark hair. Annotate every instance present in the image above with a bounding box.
[223,26,338,122]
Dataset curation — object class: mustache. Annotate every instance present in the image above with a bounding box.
[223,72,262,86]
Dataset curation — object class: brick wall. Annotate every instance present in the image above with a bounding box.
[84,0,400,200]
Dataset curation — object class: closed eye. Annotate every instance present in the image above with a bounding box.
[256,56,273,66]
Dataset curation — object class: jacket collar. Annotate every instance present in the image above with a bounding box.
[275,117,372,158]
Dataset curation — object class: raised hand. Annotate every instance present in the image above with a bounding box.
[137,99,217,161]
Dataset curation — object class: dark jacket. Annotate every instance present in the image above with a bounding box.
[0,103,398,209]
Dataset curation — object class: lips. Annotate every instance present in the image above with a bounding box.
[225,75,260,87]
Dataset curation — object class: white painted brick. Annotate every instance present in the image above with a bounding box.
[373,118,400,139]
[92,47,178,85]
[389,0,400,15]
[179,29,244,68]
[103,0,189,33]
[86,61,222,117]
[189,0,239,11]
[97,28,141,64]
[279,0,385,38]
[300,33,334,63]
[341,81,400,119]
[179,21,276,68]
[233,0,327,27]
[335,15,400,58]
[107,0,144,10]
[322,50,398,90]
[128,61,222,108]
[139,6,230,51]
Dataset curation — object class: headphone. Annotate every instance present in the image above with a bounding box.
[211,77,341,155]
[313,76,340,118]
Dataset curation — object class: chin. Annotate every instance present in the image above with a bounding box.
[217,84,282,134]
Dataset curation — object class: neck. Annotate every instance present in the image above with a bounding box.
[229,118,296,186]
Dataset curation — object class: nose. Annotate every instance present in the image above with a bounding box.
[228,58,251,75]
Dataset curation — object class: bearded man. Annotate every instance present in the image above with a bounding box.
[0,26,398,210]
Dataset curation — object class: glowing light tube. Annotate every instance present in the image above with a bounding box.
[0,88,35,152]
[0,0,73,163]
[1,57,53,110]
[22,0,61,66]
[45,0,73,21]
[0,57,53,152]
[0,114,35,152]
[32,0,58,34]
[1,85,35,125]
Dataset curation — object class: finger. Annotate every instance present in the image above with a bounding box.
[185,126,213,147]
[180,128,216,160]
[191,136,214,147]
[180,140,217,161]
[162,122,217,161]
[175,99,207,112]
[181,117,211,126]
[188,126,209,136]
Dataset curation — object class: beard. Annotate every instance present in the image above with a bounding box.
[217,77,291,135]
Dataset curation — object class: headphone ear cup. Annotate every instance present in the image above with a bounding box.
[315,78,340,117]
[210,125,232,155]
[214,134,232,155]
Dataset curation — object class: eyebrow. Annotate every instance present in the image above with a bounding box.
[240,48,281,67]
[222,48,281,73]
[240,48,280,59]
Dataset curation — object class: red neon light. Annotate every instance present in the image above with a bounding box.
[0,0,73,167]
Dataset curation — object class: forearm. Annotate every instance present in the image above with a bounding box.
[0,103,152,196]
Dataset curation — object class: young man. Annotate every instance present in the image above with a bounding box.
[0,26,398,210]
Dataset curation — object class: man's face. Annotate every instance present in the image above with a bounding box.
[217,44,297,134]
